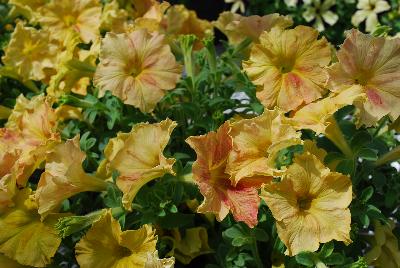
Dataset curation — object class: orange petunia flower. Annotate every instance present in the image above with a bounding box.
[38,0,101,43]
[214,11,293,45]
[261,152,352,256]
[186,122,261,227]
[243,26,331,112]
[94,29,182,113]
[328,29,400,126]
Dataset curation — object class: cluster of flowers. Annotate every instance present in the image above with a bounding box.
[0,0,400,267]
[227,0,398,33]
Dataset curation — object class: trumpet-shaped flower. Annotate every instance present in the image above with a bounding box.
[75,210,157,268]
[261,153,352,256]
[214,12,293,45]
[0,188,65,267]
[302,0,339,32]
[166,227,212,264]
[243,26,331,112]
[36,137,108,218]
[365,220,400,267]
[290,85,366,134]
[1,95,60,187]
[226,109,301,185]
[101,119,176,210]
[145,251,175,268]
[328,29,400,126]
[2,23,58,82]
[38,0,101,43]
[94,29,182,113]
[351,0,391,32]
[186,122,260,227]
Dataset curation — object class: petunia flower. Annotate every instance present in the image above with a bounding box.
[8,0,46,22]
[75,210,157,268]
[145,251,175,268]
[261,152,352,256]
[351,0,391,32]
[302,0,339,32]
[224,0,245,14]
[365,220,400,267]
[284,0,299,7]
[100,119,176,210]
[94,29,182,113]
[327,29,400,126]
[38,0,102,43]
[36,137,108,219]
[243,26,331,112]
[186,122,261,227]
[0,188,65,267]
[165,227,213,264]
[2,23,58,82]
[214,12,293,46]
[100,0,129,33]
[226,109,301,185]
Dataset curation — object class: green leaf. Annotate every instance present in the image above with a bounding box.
[357,148,378,161]
[359,214,370,228]
[295,252,315,267]
[252,228,269,242]
[324,253,345,265]
[319,241,334,258]
[336,159,355,175]
[359,186,374,203]
[350,131,372,151]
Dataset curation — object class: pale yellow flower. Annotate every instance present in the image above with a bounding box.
[261,153,352,256]
[38,0,102,43]
[166,227,212,264]
[100,0,129,33]
[243,26,331,112]
[145,251,175,268]
[327,29,400,126]
[0,188,65,267]
[8,0,46,21]
[94,29,182,113]
[101,119,176,210]
[214,12,293,45]
[2,23,58,82]
[226,109,301,185]
[284,0,299,7]
[75,210,157,268]
[36,137,108,219]
[303,0,339,32]
[365,220,400,268]
[224,0,245,13]
[352,0,391,32]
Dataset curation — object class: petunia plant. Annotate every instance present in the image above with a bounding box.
[0,0,400,267]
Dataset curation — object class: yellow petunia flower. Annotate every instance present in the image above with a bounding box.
[1,95,60,187]
[38,0,102,43]
[101,119,176,210]
[365,220,400,268]
[2,23,58,82]
[36,137,108,219]
[100,0,130,33]
[75,210,157,268]
[226,109,301,185]
[145,250,175,268]
[327,29,400,126]
[0,188,65,267]
[8,0,46,22]
[243,26,331,112]
[166,227,213,264]
[351,0,391,32]
[214,12,293,46]
[261,153,352,256]
[186,122,261,227]
[0,253,27,268]
[94,29,182,113]
[290,85,366,134]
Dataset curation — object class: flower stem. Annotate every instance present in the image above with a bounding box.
[374,145,400,167]
[251,236,263,268]
[325,117,353,159]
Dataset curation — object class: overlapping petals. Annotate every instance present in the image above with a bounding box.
[186,122,261,227]
[75,210,157,268]
[328,29,400,126]
[261,152,352,255]
[243,26,331,112]
[94,29,182,113]
[101,119,176,210]
[145,251,175,268]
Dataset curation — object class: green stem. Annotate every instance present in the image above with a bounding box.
[374,145,400,167]
[251,236,263,268]
[325,117,353,159]
[179,35,197,97]
[66,59,96,73]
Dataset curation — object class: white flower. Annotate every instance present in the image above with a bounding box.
[303,0,339,32]
[351,0,391,32]
[225,0,245,13]
[284,0,299,7]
